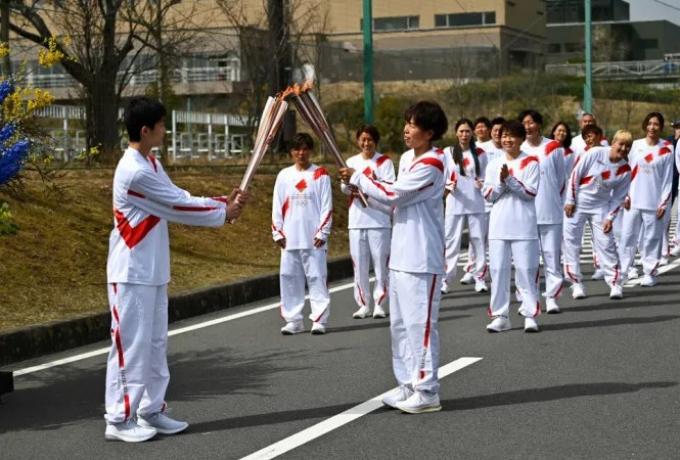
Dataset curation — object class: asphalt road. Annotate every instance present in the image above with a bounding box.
[1,247,679,459]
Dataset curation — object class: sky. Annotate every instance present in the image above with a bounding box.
[626,0,680,25]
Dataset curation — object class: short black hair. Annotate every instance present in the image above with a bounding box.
[501,120,527,140]
[404,101,448,142]
[356,124,380,144]
[124,96,166,142]
[474,116,491,129]
[642,111,665,131]
[518,109,543,127]
[289,132,314,151]
[582,124,603,137]
[550,121,573,148]
[491,116,506,127]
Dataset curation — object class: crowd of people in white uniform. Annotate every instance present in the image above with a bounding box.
[275,102,679,413]
[103,97,679,441]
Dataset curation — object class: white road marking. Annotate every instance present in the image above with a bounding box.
[13,280,363,377]
[240,357,483,460]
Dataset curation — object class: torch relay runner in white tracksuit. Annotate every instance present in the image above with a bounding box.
[521,110,566,313]
[341,145,395,320]
[272,134,333,335]
[484,121,542,333]
[563,134,632,300]
[620,116,674,286]
[104,96,248,444]
[340,101,448,414]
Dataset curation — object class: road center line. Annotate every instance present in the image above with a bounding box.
[13,279,363,377]
[240,357,483,460]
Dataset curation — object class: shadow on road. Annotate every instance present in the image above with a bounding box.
[441,381,678,411]
[329,313,472,334]
[0,347,310,434]
[541,315,680,331]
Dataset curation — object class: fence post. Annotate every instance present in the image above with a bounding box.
[171,110,177,164]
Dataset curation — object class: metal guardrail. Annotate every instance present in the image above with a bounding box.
[28,65,241,89]
[546,59,680,80]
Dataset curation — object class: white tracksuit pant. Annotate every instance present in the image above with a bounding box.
[390,270,441,395]
[105,283,169,424]
[661,205,672,257]
[349,228,390,310]
[620,208,663,276]
[488,239,540,319]
[537,223,564,298]
[444,213,487,283]
[279,248,330,324]
[563,210,622,287]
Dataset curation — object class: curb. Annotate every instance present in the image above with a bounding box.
[0,256,353,368]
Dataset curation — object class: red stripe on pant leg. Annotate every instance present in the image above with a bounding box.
[114,329,125,368]
[112,283,117,294]
[419,370,425,379]
[423,275,436,348]
[357,285,366,306]
[124,395,131,420]
[612,264,619,285]
[487,306,493,318]
[313,307,328,323]
[552,282,563,299]
[533,301,540,317]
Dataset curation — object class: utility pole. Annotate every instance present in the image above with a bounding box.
[362,0,374,124]
[583,0,593,112]
[268,0,293,152]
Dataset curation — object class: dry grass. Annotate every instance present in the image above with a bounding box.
[0,164,352,332]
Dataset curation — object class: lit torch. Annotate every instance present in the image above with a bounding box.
[287,82,369,207]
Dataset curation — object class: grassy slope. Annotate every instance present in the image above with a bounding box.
[0,165,351,332]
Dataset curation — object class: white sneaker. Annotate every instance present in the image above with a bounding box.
[105,420,157,442]
[440,279,449,294]
[627,267,639,280]
[311,322,326,335]
[660,257,669,266]
[640,275,657,287]
[486,316,511,332]
[138,412,188,435]
[381,385,414,409]
[545,297,560,314]
[460,272,475,285]
[280,321,305,335]
[372,305,387,319]
[524,317,539,333]
[395,391,442,414]
[609,285,623,299]
[591,269,605,280]
[352,306,370,319]
[670,245,680,257]
[571,283,586,299]
[474,280,488,293]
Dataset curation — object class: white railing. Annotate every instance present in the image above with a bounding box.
[27,65,241,90]
[546,59,680,79]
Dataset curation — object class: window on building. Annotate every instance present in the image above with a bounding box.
[548,43,562,53]
[434,11,496,28]
[640,38,658,50]
[564,42,582,53]
[362,16,420,31]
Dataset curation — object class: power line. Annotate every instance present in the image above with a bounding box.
[651,0,680,13]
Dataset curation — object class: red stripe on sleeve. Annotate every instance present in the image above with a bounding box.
[376,154,391,166]
[127,190,146,198]
[520,155,539,170]
[313,167,329,180]
[545,140,561,155]
[409,157,444,173]
[172,205,218,212]
[616,164,631,176]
